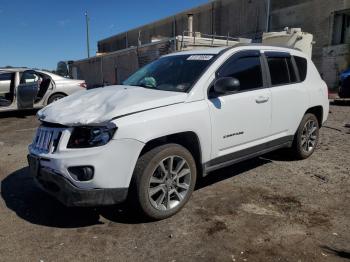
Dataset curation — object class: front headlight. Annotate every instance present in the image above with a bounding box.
[67,126,117,148]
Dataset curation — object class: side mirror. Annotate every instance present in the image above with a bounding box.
[213,77,240,95]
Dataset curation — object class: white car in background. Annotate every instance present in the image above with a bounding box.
[28,45,329,220]
[0,68,86,112]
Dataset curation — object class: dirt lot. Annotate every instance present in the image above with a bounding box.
[0,103,349,262]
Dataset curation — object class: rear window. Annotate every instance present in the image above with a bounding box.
[267,54,299,86]
[267,57,290,86]
[294,56,307,81]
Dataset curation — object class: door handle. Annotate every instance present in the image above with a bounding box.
[255,96,269,104]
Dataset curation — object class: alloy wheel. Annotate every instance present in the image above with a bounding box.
[301,119,318,152]
[148,155,191,211]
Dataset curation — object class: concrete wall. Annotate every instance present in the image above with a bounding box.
[93,0,350,88]
[71,48,139,88]
[71,40,175,87]
[270,0,350,87]
[322,44,350,87]
[98,0,268,53]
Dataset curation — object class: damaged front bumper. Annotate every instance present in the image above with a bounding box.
[30,163,128,206]
[28,125,145,206]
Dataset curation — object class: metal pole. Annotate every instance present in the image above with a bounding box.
[173,16,176,37]
[211,1,214,35]
[85,11,90,58]
[187,14,193,36]
[181,31,184,50]
[138,30,141,46]
[265,0,271,32]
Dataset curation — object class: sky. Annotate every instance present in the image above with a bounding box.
[0,0,208,70]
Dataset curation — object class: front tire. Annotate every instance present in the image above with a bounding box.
[292,113,319,159]
[131,144,197,220]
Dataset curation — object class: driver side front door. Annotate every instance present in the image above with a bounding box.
[207,50,272,167]
[17,70,39,109]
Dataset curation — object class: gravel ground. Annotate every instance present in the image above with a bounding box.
[0,103,349,262]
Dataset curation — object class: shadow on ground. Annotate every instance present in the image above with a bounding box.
[1,167,101,228]
[196,157,271,189]
[1,157,272,227]
[330,99,350,106]
[0,109,38,119]
[259,148,299,162]
[321,246,350,259]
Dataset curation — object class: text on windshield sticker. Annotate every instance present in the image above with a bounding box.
[187,55,214,61]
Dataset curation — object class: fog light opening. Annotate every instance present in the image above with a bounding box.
[68,166,94,181]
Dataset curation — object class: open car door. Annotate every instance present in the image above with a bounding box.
[17,70,40,109]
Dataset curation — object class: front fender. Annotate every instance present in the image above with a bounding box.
[112,101,211,163]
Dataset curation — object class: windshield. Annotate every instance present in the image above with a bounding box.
[123,54,216,92]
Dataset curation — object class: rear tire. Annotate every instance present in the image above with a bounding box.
[48,93,66,104]
[131,143,197,220]
[291,113,319,159]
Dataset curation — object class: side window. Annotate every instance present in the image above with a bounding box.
[217,55,263,91]
[267,57,290,86]
[20,71,40,84]
[0,73,12,81]
[294,56,307,82]
[0,73,12,93]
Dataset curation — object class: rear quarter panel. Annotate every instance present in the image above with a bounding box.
[54,80,83,96]
[43,80,84,105]
[306,60,329,124]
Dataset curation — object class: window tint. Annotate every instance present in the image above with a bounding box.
[294,56,307,81]
[0,73,12,81]
[267,57,290,86]
[217,56,263,91]
[20,71,40,84]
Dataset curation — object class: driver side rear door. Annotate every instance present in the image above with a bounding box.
[17,70,39,109]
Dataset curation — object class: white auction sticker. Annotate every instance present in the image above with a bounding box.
[187,55,214,61]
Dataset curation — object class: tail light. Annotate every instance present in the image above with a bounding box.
[79,82,87,88]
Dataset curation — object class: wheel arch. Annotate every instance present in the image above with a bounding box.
[139,131,203,176]
[305,105,323,127]
[46,92,67,104]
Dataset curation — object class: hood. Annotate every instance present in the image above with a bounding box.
[38,85,187,126]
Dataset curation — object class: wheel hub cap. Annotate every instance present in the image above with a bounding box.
[166,178,173,187]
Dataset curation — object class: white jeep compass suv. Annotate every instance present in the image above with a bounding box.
[28,45,329,220]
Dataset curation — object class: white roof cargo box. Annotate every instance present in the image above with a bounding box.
[262,27,314,58]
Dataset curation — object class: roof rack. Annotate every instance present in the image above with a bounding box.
[179,31,251,50]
